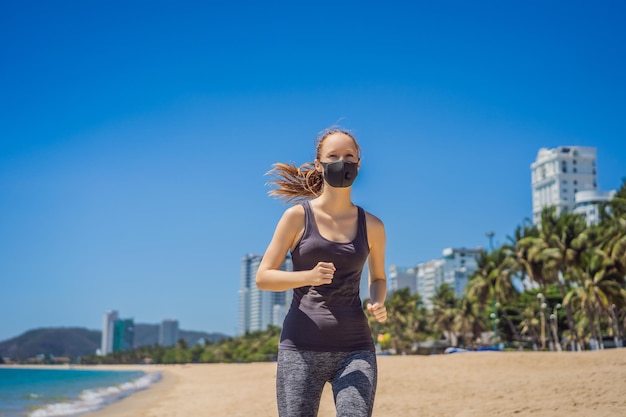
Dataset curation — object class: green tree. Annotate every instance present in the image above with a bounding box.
[518,303,541,350]
[513,207,586,349]
[564,249,626,349]
[430,284,459,346]
[371,288,427,354]
[466,248,520,345]
[455,296,486,348]
[599,179,626,275]
[190,343,205,363]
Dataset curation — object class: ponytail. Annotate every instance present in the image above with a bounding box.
[266,162,323,202]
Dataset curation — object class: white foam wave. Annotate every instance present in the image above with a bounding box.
[29,371,162,417]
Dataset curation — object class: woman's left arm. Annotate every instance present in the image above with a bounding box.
[366,212,387,323]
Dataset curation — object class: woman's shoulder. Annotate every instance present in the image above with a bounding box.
[284,202,306,215]
[279,202,306,225]
[362,209,385,247]
[362,208,384,227]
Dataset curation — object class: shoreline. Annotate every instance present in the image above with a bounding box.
[0,364,166,417]
[5,350,626,417]
[82,366,176,417]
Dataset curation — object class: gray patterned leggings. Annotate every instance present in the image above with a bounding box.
[276,350,378,417]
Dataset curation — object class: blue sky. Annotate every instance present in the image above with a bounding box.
[1,1,625,341]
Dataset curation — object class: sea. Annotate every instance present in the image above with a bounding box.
[0,367,161,417]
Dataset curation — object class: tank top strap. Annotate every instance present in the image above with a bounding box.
[301,200,315,238]
[356,205,369,247]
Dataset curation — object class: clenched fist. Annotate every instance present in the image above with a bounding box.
[309,261,335,286]
[367,302,387,323]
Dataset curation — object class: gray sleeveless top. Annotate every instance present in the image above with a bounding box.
[279,200,375,352]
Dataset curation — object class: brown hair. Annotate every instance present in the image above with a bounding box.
[266,128,361,202]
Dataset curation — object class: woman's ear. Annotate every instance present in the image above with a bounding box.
[314,159,323,173]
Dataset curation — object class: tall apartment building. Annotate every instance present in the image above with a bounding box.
[388,265,418,294]
[391,248,481,310]
[239,253,293,335]
[531,146,597,224]
[573,189,617,226]
[113,319,135,352]
[416,259,445,310]
[100,311,135,355]
[441,247,480,298]
[100,310,118,356]
[159,319,180,347]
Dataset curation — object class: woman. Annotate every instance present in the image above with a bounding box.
[256,128,387,417]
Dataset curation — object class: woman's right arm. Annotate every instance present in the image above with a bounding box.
[256,205,335,291]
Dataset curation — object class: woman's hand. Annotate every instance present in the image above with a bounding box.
[309,262,335,286]
[367,302,387,323]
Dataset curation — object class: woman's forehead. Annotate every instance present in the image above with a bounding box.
[319,132,358,152]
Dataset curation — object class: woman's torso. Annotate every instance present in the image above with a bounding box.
[279,200,375,352]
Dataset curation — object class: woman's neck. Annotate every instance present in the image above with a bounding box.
[314,187,354,215]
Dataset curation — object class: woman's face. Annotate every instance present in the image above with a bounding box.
[315,132,360,172]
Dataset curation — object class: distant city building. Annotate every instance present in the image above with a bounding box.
[113,318,135,352]
[388,265,418,294]
[100,311,136,355]
[531,146,597,224]
[100,310,118,356]
[159,319,180,347]
[416,259,446,310]
[441,247,480,299]
[573,189,616,226]
[239,254,261,336]
[392,248,481,310]
[239,253,292,335]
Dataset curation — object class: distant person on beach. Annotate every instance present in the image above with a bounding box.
[256,128,387,417]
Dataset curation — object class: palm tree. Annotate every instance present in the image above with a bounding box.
[431,283,459,346]
[455,295,486,348]
[519,304,541,350]
[371,288,427,354]
[518,207,587,350]
[599,181,626,275]
[564,249,626,349]
[596,181,626,346]
[550,210,592,350]
[601,214,626,275]
[508,220,547,290]
[466,248,521,345]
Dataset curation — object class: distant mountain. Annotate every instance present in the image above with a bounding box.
[0,327,101,360]
[0,326,229,360]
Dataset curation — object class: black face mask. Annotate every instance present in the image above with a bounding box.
[320,160,358,188]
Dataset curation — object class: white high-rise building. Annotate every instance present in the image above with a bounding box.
[239,254,292,335]
[414,248,481,310]
[389,249,481,310]
[100,310,118,356]
[159,319,179,347]
[388,265,418,294]
[441,247,481,298]
[238,254,260,336]
[573,189,616,226]
[416,259,445,310]
[531,146,597,224]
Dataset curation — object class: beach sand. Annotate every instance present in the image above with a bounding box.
[85,349,626,417]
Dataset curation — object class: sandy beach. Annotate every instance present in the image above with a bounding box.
[83,349,626,417]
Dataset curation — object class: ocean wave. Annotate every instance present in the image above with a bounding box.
[28,371,162,417]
